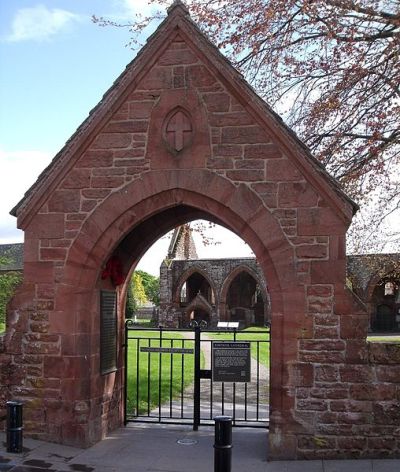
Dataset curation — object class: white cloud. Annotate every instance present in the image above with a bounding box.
[0,149,53,243]
[5,4,81,42]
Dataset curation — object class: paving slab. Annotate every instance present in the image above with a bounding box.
[1,425,400,471]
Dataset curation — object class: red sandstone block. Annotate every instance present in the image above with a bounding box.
[81,200,97,212]
[307,296,333,314]
[290,236,315,245]
[92,168,125,177]
[77,150,113,167]
[337,436,367,450]
[350,384,396,401]
[300,351,345,363]
[213,144,242,157]
[368,343,400,365]
[314,325,339,338]
[103,120,149,133]
[226,169,264,181]
[278,182,319,208]
[298,207,344,236]
[367,437,396,449]
[298,435,336,449]
[138,66,172,90]
[345,340,368,364]
[310,261,345,284]
[82,189,110,199]
[91,133,132,149]
[222,126,269,144]
[128,101,154,119]
[48,190,80,213]
[347,400,373,412]
[244,143,281,159]
[40,248,67,261]
[307,285,333,297]
[337,411,372,424]
[315,366,339,383]
[289,363,314,387]
[297,399,327,411]
[111,102,128,120]
[209,112,253,127]
[158,48,198,65]
[126,166,148,175]
[24,262,54,284]
[376,365,400,383]
[373,402,400,425]
[50,239,72,248]
[24,342,60,355]
[61,169,91,189]
[235,159,264,170]
[340,314,369,339]
[185,65,216,88]
[114,158,148,167]
[91,176,125,188]
[266,159,303,181]
[301,340,345,351]
[203,93,230,112]
[207,158,233,169]
[296,244,328,260]
[340,365,374,383]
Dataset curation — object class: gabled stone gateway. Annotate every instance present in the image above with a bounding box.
[2,0,400,460]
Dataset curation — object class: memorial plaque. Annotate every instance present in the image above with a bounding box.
[100,290,117,374]
[212,341,251,383]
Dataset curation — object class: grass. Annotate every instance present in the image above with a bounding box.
[206,326,270,368]
[0,321,4,333]
[126,330,202,416]
[367,335,400,343]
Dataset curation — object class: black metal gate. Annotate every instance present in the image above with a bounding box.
[124,321,270,428]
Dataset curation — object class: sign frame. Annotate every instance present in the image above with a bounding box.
[212,341,251,383]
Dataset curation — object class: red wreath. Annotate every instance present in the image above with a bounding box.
[101,255,125,286]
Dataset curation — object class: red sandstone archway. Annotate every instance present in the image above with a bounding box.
[3,3,381,461]
[55,170,296,446]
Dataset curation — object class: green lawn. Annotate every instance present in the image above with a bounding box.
[206,327,270,368]
[0,321,4,333]
[367,335,400,343]
[126,330,201,416]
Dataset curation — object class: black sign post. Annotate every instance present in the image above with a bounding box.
[212,342,251,383]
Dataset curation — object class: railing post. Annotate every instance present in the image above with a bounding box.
[214,415,232,472]
[193,325,201,431]
[6,401,23,453]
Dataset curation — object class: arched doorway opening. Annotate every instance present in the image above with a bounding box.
[225,270,267,327]
[370,277,400,332]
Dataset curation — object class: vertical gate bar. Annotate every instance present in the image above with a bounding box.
[244,380,248,421]
[136,337,140,418]
[209,339,213,420]
[256,341,260,421]
[124,322,128,425]
[222,382,225,415]
[233,382,236,425]
[147,337,151,417]
[181,338,184,418]
[169,338,173,418]
[158,328,162,422]
[193,326,201,431]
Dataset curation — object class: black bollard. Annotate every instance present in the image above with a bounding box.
[214,416,232,472]
[6,401,23,453]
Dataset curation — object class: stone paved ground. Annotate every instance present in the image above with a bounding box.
[1,426,399,472]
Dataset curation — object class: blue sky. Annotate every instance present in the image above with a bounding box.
[0,0,253,273]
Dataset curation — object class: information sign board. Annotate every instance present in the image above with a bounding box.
[140,347,194,354]
[212,341,251,383]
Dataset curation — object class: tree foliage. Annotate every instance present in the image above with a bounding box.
[135,270,160,305]
[94,0,400,250]
[0,257,22,332]
[125,271,160,318]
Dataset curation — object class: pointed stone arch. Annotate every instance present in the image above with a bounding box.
[173,264,217,306]
[219,264,269,323]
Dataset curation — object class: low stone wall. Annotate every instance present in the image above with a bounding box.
[295,342,400,459]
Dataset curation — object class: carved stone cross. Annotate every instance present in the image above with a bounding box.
[165,110,192,152]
